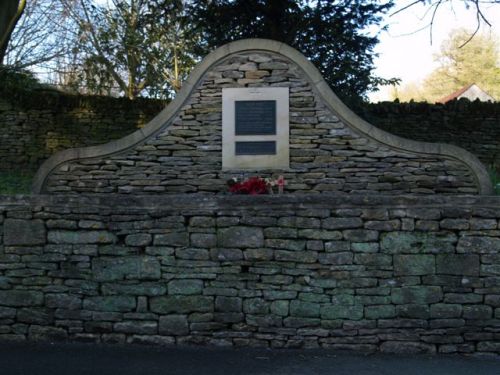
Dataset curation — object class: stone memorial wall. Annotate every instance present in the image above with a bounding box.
[1,40,497,354]
[33,40,492,195]
[1,96,499,173]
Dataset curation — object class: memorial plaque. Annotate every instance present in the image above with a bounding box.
[222,87,289,169]
[235,141,276,155]
[235,100,276,135]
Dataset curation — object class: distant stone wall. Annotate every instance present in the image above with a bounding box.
[35,41,488,195]
[1,88,499,177]
[0,91,165,171]
[365,101,500,168]
[0,194,499,354]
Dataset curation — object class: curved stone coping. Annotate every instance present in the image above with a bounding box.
[32,39,494,195]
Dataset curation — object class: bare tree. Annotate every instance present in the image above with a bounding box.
[4,0,80,70]
[392,0,500,45]
[59,0,198,99]
[0,0,26,64]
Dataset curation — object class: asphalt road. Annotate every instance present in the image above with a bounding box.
[1,342,499,375]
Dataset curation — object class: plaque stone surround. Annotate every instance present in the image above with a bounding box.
[222,87,289,169]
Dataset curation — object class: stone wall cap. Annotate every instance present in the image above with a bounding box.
[4,193,500,211]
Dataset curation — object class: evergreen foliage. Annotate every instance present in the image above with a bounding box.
[188,0,397,102]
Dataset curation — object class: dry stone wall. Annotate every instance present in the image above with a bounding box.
[364,101,500,169]
[0,194,499,354]
[36,44,485,195]
[1,96,499,174]
[0,93,165,171]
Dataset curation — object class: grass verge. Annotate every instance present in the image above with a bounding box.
[489,167,500,195]
[0,171,34,195]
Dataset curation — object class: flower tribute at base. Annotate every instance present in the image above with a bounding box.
[227,176,286,195]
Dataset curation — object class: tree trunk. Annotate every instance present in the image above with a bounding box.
[0,0,26,65]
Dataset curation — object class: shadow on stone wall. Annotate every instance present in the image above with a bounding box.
[0,194,499,353]
[0,89,167,172]
[1,90,499,173]
[363,100,500,170]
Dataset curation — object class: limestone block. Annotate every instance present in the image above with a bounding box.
[485,295,500,307]
[48,230,116,244]
[127,335,175,346]
[436,254,479,276]
[28,325,68,341]
[264,227,297,239]
[17,308,54,325]
[318,252,353,265]
[243,298,269,315]
[350,243,379,253]
[125,233,152,247]
[354,254,392,267]
[440,219,469,230]
[364,305,396,319]
[0,290,44,307]
[101,283,166,297]
[477,341,500,353]
[45,294,82,309]
[190,216,215,227]
[114,321,158,335]
[4,219,46,246]
[0,306,16,318]
[83,296,136,312]
[215,296,242,313]
[263,290,297,300]
[283,317,320,328]
[190,233,217,248]
[270,300,289,316]
[320,304,363,320]
[154,232,189,247]
[274,250,317,263]
[324,241,350,252]
[444,293,482,304]
[430,319,465,328]
[159,315,188,335]
[299,229,342,240]
[463,305,492,320]
[380,341,436,354]
[92,256,160,281]
[168,279,203,295]
[265,239,306,251]
[321,217,363,229]
[343,230,379,242]
[391,286,443,304]
[175,248,209,260]
[210,248,243,261]
[290,301,320,318]
[457,236,500,254]
[150,296,213,314]
[430,303,462,318]
[218,227,264,248]
[259,62,288,70]
[394,255,435,276]
[243,248,274,261]
[380,232,456,254]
